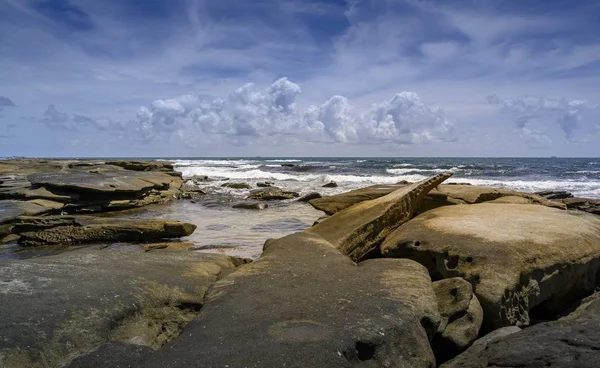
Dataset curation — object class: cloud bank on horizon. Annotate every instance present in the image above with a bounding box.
[1,0,599,157]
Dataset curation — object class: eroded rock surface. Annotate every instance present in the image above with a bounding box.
[381,203,600,330]
[309,173,452,261]
[308,183,564,216]
[247,187,300,201]
[442,294,600,368]
[0,249,240,368]
[143,232,441,368]
[12,216,196,246]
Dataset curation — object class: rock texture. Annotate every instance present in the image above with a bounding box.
[442,294,600,368]
[232,202,268,210]
[0,160,184,216]
[247,187,300,201]
[309,183,565,216]
[308,173,453,261]
[432,278,483,363]
[562,197,600,215]
[381,203,600,330]
[298,192,322,202]
[0,249,240,368]
[142,232,441,368]
[11,216,196,246]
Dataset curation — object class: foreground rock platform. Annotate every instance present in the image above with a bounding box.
[142,232,441,368]
[0,249,240,368]
[443,293,600,367]
[381,203,600,330]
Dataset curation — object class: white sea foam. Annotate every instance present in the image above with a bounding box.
[386,168,454,175]
[264,159,302,162]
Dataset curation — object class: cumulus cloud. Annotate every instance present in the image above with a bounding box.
[135,77,453,146]
[487,95,598,145]
[41,105,74,131]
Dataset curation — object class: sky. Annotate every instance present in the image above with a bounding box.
[1,0,599,157]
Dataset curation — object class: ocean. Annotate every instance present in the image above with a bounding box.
[130,157,599,258]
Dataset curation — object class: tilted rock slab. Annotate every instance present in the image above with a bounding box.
[442,293,600,367]
[308,173,453,261]
[381,203,600,330]
[13,216,196,246]
[142,232,442,368]
[308,183,564,216]
[0,249,240,368]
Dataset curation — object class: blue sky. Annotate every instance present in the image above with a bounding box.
[1,0,599,157]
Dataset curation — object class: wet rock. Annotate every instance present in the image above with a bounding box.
[0,249,239,368]
[308,173,452,261]
[142,232,442,367]
[432,278,483,363]
[179,183,205,200]
[298,192,322,202]
[67,342,153,368]
[232,202,268,210]
[442,294,600,368]
[247,187,300,201]
[322,181,338,188]
[535,190,574,200]
[381,203,600,331]
[256,181,274,188]
[13,216,197,246]
[141,242,196,252]
[562,197,600,216]
[221,182,251,189]
[281,163,295,167]
[0,199,64,224]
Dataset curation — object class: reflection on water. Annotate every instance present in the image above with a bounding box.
[122,200,325,259]
[1,199,325,260]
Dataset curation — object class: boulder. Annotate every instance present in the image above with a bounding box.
[308,173,452,261]
[298,192,322,202]
[431,278,483,363]
[13,216,197,246]
[256,182,274,188]
[322,181,338,188]
[0,249,239,368]
[440,326,521,367]
[381,203,600,330]
[141,232,442,367]
[308,184,404,215]
[247,187,300,201]
[442,294,600,368]
[221,182,251,189]
[232,202,268,210]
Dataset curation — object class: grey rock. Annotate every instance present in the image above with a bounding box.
[322,181,338,188]
[298,192,322,202]
[232,202,268,210]
[247,187,300,201]
[221,182,251,189]
[0,249,239,368]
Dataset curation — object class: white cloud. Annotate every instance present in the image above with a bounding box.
[487,94,599,145]
[134,78,454,146]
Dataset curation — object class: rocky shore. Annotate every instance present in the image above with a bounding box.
[1,159,600,367]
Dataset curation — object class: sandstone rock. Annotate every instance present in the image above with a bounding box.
[535,190,574,200]
[14,216,197,246]
[298,192,322,202]
[0,249,239,368]
[322,181,338,188]
[442,294,600,368]
[141,242,196,252]
[308,184,404,215]
[562,197,600,216]
[308,173,452,261]
[309,183,565,216]
[142,232,441,367]
[440,326,522,368]
[221,182,251,189]
[381,203,600,330]
[232,202,268,210]
[247,187,300,201]
[28,166,177,194]
[432,278,483,362]
[0,199,64,224]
